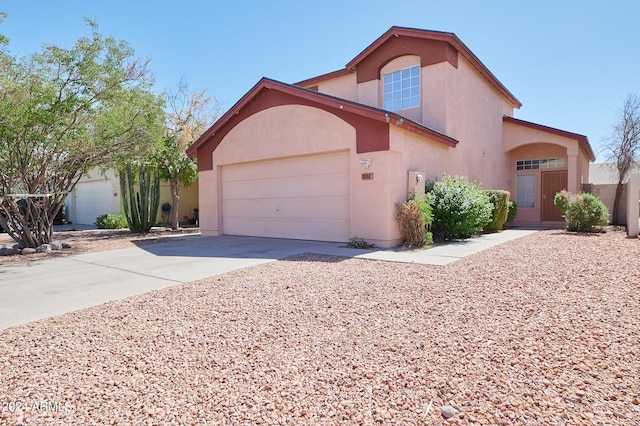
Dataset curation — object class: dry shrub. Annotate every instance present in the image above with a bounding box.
[396,195,433,247]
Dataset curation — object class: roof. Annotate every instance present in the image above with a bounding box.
[186,77,458,166]
[503,116,596,162]
[296,26,522,109]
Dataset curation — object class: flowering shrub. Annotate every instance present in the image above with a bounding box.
[428,175,492,240]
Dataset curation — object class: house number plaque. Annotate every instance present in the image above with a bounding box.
[361,173,374,180]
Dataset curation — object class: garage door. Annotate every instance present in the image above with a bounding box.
[73,181,119,225]
[221,152,350,242]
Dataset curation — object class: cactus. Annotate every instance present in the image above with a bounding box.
[119,163,160,233]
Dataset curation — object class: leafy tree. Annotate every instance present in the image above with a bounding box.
[155,81,220,230]
[605,94,640,224]
[0,19,165,247]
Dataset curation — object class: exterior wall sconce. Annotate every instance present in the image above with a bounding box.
[360,159,372,168]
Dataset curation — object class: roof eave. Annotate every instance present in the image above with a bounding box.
[345,26,522,109]
[503,116,595,162]
[186,77,459,156]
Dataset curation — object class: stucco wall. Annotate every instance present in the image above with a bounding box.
[590,184,627,225]
[315,73,358,102]
[445,56,515,190]
[156,181,199,225]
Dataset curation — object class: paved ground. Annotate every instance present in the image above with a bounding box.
[0,229,537,330]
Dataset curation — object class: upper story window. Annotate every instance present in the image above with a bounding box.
[383,65,420,111]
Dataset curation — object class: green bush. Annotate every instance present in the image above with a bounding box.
[94,214,128,229]
[506,200,518,224]
[396,194,433,246]
[553,190,609,232]
[429,175,492,241]
[483,190,510,232]
[346,236,375,249]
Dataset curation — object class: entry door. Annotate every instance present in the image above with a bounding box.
[542,171,568,221]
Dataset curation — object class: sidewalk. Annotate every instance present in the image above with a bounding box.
[355,228,538,265]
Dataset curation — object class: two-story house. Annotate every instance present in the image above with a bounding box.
[186,26,595,247]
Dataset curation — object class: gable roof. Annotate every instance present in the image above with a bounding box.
[297,26,522,109]
[503,116,595,162]
[186,77,458,169]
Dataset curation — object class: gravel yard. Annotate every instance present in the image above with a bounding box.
[1,229,639,425]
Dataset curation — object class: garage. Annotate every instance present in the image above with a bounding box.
[221,151,350,242]
[69,178,120,225]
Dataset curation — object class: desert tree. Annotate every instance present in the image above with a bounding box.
[154,80,220,230]
[605,94,640,224]
[0,18,165,247]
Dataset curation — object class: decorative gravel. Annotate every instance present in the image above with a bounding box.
[1,229,639,425]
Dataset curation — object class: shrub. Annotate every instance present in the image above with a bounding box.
[483,190,510,232]
[429,175,492,240]
[396,194,433,247]
[506,200,518,224]
[346,236,374,249]
[553,190,609,232]
[94,214,128,229]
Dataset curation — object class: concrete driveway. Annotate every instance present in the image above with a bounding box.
[0,230,536,330]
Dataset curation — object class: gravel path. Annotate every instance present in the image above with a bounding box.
[1,229,639,425]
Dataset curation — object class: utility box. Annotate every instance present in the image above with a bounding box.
[408,171,425,198]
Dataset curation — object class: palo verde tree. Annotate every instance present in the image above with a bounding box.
[0,17,165,247]
[154,80,220,230]
[605,94,640,224]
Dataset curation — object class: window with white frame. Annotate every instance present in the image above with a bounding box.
[383,65,420,111]
[516,157,565,170]
[516,174,536,208]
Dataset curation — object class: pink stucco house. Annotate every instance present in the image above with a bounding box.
[186,26,595,247]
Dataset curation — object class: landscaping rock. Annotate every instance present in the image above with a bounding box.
[61,241,72,249]
[441,406,459,419]
[0,248,21,256]
[50,242,63,250]
[36,244,52,253]
[21,247,36,255]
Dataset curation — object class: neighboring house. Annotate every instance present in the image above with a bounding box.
[588,162,640,225]
[186,26,595,247]
[66,169,199,226]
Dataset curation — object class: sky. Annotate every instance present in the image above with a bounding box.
[1,1,638,163]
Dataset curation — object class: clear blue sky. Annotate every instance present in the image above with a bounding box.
[2,1,638,162]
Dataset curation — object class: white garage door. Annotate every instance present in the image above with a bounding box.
[73,181,119,225]
[221,152,350,242]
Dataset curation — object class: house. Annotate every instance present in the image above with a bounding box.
[186,26,595,247]
[65,169,199,226]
